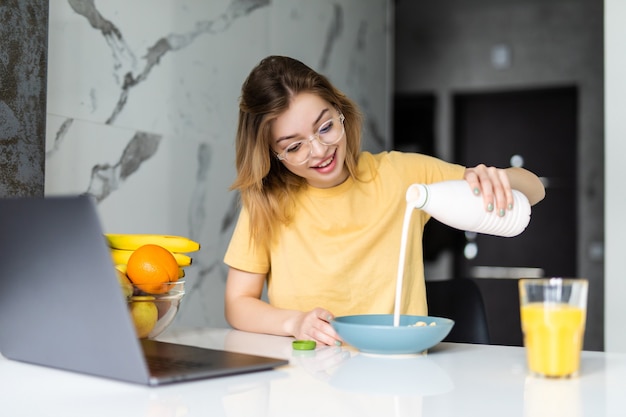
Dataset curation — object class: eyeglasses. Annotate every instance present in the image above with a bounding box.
[275,114,345,165]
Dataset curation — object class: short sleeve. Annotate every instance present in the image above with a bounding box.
[223,207,270,274]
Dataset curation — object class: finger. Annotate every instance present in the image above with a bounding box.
[303,309,342,346]
[496,169,514,215]
[486,167,512,216]
[463,166,482,197]
[320,318,343,346]
[319,309,334,323]
[465,165,498,212]
[484,166,508,214]
[308,325,342,346]
[476,167,496,212]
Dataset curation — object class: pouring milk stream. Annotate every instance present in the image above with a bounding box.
[393,180,532,326]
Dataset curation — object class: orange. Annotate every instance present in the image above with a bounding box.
[126,244,179,294]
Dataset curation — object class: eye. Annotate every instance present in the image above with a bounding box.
[318,119,334,135]
[285,140,304,153]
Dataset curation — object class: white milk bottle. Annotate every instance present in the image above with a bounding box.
[405,180,531,237]
[393,179,532,325]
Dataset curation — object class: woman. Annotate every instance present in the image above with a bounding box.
[224,55,545,346]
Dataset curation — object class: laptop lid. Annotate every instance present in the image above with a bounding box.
[0,195,287,385]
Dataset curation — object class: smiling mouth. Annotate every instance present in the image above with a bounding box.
[314,151,335,169]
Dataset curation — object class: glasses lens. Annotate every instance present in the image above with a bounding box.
[281,116,345,165]
[283,140,311,165]
[318,118,344,145]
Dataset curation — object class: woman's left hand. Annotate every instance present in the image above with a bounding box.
[464,164,513,216]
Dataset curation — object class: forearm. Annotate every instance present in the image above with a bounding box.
[224,268,341,345]
[505,167,546,206]
[225,295,302,337]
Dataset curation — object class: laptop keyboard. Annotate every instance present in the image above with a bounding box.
[145,355,212,373]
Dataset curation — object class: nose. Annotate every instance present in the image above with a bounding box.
[309,136,327,156]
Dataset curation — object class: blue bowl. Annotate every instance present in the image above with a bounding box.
[332,314,454,355]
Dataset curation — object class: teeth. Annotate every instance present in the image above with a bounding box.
[316,155,333,168]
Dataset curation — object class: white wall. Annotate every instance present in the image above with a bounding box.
[604,0,626,352]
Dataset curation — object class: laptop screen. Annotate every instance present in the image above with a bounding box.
[0,195,287,385]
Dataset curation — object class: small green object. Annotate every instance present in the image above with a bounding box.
[292,340,316,350]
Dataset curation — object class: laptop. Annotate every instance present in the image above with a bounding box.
[0,195,288,386]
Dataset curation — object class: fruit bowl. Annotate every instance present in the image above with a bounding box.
[127,281,185,339]
[332,314,454,355]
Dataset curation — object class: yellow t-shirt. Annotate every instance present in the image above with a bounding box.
[224,151,465,317]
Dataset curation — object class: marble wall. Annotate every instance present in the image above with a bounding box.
[45,0,392,329]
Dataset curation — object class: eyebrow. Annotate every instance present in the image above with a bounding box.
[276,108,330,144]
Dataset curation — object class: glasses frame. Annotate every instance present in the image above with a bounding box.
[274,114,345,166]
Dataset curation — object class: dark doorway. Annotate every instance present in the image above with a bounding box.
[393,93,436,155]
[453,86,577,279]
[393,93,459,263]
[452,86,578,345]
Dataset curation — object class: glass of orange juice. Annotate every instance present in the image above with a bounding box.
[519,278,588,378]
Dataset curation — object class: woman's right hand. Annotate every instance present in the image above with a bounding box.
[289,307,343,346]
[225,267,342,346]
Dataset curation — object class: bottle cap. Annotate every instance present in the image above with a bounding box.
[292,340,317,350]
[406,183,428,208]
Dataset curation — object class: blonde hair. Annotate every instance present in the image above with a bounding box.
[231,56,363,244]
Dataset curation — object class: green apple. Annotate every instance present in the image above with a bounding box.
[129,297,158,338]
[116,268,133,299]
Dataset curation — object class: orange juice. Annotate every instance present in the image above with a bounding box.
[520,302,585,377]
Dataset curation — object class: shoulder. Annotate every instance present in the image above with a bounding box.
[360,150,452,165]
[359,151,466,183]
[357,150,420,171]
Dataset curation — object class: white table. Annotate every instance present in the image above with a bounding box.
[1,327,624,417]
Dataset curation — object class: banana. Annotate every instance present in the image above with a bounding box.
[105,233,200,253]
[110,248,192,267]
